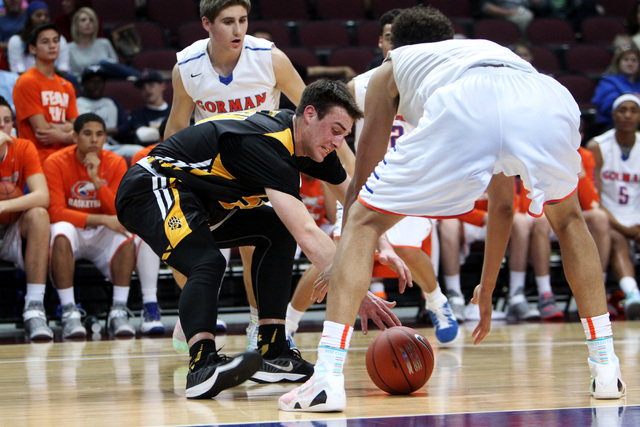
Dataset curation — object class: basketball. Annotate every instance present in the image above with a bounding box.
[365,326,435,395]
[0,181,23,225]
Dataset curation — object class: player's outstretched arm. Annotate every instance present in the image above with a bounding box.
[472,173,514,344]
[266,187,336,271]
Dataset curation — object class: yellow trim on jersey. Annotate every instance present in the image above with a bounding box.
[264,128,294,155]
[219,194,268,210]
[196,110,257,124]
[162,188,194,260]
[210,154,235,180]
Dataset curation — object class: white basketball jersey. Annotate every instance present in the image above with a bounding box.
[389,39,536,127]
[176,35,280,123]
[352,67,415,151]
[594,129,640,227]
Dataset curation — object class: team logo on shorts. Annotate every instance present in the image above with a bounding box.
[167,216,182,231]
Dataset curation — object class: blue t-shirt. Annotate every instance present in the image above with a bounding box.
[592,73,640,128]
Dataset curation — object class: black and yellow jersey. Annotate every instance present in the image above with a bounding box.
[147,109,347,220]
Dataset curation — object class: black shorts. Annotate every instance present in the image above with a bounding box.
[116,164,211,262]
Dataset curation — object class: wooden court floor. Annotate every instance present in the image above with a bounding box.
[0,320,638,426]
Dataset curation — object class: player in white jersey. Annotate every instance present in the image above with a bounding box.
[587,93,640,320]
[351,67,459,344]
[165,1,305,137]
[280,6,625,412]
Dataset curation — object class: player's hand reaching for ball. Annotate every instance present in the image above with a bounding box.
[377,247,412,294]
[358,291,400,335]
[470,284,493,344]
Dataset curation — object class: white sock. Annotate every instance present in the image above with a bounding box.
[509,271,527,298]
[112,285,130,305]
[535,275,552,296]
[619,276,639,296]
[25,283,46,304]
[444,275,462,296]
[316,345,348,376]
[286,303,305,335]
[319,320,353,350]
[57,287,75,307]
[425,286,446,310]
[136,240,159,304]
[582,313,616,364]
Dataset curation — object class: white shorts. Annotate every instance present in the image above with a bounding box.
[359,67,581,218]
[333,203,432,247]
[50,222,132,281]
[385,216,433,248]
[0,220,24,270]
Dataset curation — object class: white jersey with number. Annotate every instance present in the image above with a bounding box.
[353,68,415,151]
[594,129,640,227]
[351,67,433,249]
[176,35,280,123]
[358,39,581,218]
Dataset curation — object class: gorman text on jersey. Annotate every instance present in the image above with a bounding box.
[602,170,640,183]
[196,92,267,114]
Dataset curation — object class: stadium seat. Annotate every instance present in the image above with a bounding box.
[581,16,627,45]
[531,45,561,76]
[473,19,523,46]
[527,18,576,48]
[327,46,377,75]
[147,0,199,44]
[297,21,351,50]
[178,21,207,49]
[91,0,136,29]
[258,0,309,21]
[248,20,293,47]
[133,49,178,72]
[315,0,367,20]
[564,44,612,77]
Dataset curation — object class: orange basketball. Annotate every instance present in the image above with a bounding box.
[0,181,23,225]
[365,326,434,395]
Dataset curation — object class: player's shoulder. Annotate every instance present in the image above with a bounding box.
[177,38,209,65]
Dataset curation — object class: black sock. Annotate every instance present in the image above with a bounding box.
[257,324,287,359]
[189,339,216,372]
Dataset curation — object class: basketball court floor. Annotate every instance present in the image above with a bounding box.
[0,315,637,426]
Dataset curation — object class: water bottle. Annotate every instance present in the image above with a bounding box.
[84,315,102,335]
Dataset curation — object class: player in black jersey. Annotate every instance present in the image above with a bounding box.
[117,80,402,399]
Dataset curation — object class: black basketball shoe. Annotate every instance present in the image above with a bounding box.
[186,351,262,399]
[250,347,314,383]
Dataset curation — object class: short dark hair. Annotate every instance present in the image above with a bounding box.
[296,79,363,121]
[27,22,60,49]
[0,96,11,110]
[379,8,402,36]
[391,6,454,48]
[74,113,106,133]
[200,0,251,20]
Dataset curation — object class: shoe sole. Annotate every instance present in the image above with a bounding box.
[186,352,262,399]
[250,372,310,383]
[140,325,165,335]
[29,331,54,340]
[63,329,87,339]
